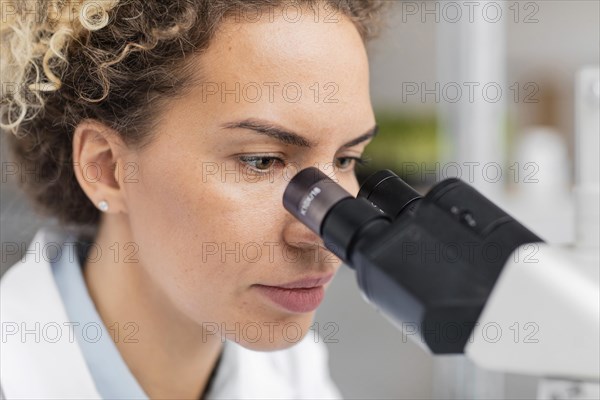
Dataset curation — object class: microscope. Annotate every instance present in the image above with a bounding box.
[282,69,599,398]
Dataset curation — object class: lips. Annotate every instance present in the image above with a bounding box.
[268,273,334,289]
[253,273,334,313]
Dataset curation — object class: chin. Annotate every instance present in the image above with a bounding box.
[231,315,315,352]
[234,333,308,352]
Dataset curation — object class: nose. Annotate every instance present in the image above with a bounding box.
[281,211,344,269]
[282,214,325,251]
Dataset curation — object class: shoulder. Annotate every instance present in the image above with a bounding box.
[1,226,80,292]
[0,227,73,311]
[0,227,100,398]
[1,228,54,316]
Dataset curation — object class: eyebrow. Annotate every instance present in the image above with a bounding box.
[220,118,379,149]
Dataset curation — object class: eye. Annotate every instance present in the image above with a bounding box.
[334,156,370,171]
[238,155,284,174]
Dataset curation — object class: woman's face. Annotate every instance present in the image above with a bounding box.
[119,7,376,350]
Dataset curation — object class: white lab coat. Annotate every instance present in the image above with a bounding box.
[0,228,343,399]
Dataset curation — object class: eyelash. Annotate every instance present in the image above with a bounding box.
[238,155,371,175]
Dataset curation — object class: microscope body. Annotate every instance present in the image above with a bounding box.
[322,177,542,354]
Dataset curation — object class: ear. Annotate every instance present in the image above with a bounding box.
[72,119,129,215]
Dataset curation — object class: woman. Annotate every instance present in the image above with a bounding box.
[0,0,388,398]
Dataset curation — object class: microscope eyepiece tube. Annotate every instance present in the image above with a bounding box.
[283,167,392,261]
[282,167,354,235]
[357,169,423,218]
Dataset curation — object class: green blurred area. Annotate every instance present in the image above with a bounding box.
[355,111,439,186]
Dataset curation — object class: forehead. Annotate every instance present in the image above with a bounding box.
[206,8,367,76]
[182,8,373,126]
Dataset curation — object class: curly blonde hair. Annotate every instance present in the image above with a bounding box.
[0,0,389,228]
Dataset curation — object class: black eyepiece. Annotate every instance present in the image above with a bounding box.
[283,167,353,235]
[283,167,393,262]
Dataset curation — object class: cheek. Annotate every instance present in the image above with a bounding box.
[121,154,289,316]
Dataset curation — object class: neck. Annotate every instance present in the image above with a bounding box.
[83,213,223,399]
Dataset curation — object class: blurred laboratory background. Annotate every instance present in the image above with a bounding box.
[1,1,599,399]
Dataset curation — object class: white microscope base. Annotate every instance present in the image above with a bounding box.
[465,244,599,382]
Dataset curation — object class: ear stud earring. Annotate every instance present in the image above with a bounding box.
[98,200,109,212]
